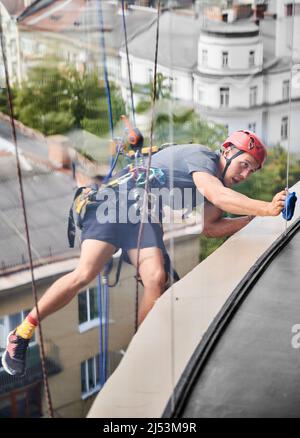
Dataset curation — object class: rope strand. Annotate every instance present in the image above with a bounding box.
[121,0,136,126]
[96,0,114,387]
[285,0,295,233]
[0,10,53,418]
[135,0,161,332]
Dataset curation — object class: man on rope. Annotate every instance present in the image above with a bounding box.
[2,130,287,377]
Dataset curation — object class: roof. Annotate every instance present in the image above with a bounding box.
[201,18,259,37]
[18,0,157,54]
[0,117,49,160]
[18,0,86,31]
[124,11,202,72]
[0,0,27,17]
[0,147,76,274]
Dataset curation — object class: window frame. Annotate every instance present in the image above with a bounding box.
[249,50,255,67]
[248,122,256,133]
[249,85,258,107]
[81,354,101,400]
[78,287,100,333]
[282,79,290,101]
[281,116,288,140]
[222,51,229,68]
[220,87,229,107]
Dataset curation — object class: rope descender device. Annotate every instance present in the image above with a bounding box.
[282,190,297,221]
[121,114,144,150]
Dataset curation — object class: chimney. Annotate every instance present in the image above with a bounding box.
[47,135,72,169]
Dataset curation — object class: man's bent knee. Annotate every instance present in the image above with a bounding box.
[142,268,166,291]
[73,267,97,290]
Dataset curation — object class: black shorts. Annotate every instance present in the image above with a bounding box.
[81,202,165,252]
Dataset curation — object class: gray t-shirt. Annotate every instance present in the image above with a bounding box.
[149,144,220,211]
[151,143,219,183]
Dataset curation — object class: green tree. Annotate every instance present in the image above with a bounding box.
[0,87,16,115]
[235,144,300,201]
[14,66,75,135]
[14,65,125,137]
[154,108,227,148]
[136,73,171,113]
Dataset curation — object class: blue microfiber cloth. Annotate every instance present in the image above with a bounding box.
[282,191,297,221]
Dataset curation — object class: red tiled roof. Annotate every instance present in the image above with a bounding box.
[1,0,27,16]
[19,0,87,32]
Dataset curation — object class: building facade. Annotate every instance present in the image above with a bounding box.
[120,0,300,151]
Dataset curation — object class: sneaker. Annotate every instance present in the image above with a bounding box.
[1,330,29,377]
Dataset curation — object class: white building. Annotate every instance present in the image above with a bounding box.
[120,1,300,151]
[0,1,25,86]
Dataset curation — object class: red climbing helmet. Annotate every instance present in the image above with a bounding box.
[222,130,267,169]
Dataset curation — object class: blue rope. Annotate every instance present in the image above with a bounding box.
[104,267,110,381]
[97,275,105,387]
[96,0,116,389]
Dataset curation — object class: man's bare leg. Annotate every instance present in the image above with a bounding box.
[29,239,116,321]
[2,239,116,376]
[127,247,166,326]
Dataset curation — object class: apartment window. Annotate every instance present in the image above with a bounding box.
[248,122,256,133]
[282,79,290,101]
[78,287,99,331]
[281,116,288,140]
[222,51,229,68]
[249,50,255,67]
[250,86,258,106]
[220,87,229,107]
[202,49,208,66]
[0,310,36,355]
[285,3,294,16]
[81,354,101,399]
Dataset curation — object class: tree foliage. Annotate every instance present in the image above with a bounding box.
[13,65,125,136]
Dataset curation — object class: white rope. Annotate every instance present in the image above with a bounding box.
[167,1,176,414]
[285,0,296,233]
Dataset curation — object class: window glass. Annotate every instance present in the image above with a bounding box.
[88,357,95,390]
[8,313,21,332]
[95,354,100,385]
[81,362,87,394]
[78,291,88,324]
[89,287,99,320]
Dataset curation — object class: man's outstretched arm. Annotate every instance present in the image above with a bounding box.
[202,203,252,238]
[193,172,286,217]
